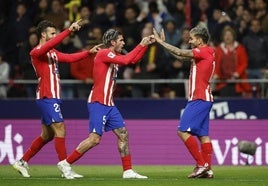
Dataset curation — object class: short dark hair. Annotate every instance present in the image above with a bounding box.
[36,20,56,39]
[221,26,237,41]
[190,25,210,44]
[102,28,121,47]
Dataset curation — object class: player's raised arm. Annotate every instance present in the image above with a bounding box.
[139,35,156,46]
[68,19,83,32]
[153,28,193,59]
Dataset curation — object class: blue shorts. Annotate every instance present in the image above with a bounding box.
[178,100,212,137]
[36,98,64,125]
[87,102,125,136]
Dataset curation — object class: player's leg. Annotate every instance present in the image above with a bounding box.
[39,98,79,178]
[12,123,53,177]
[50,122,67,161]
[197,102,213,178]
[113,127,147,179]
[178,101,209,178]
[52,121,89,179]
[58,102,104,179]
[58,132,101,179]
[66,132,101,163]
[178,131,208,178]
[199,136,213,178]
[113,127,130,168]
[199,136,212,167]
[110,106,147,179]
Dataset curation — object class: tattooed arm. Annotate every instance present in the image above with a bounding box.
[153,28,193,60]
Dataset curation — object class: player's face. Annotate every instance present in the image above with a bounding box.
[44,27,57,41]
[189,33,200,48]
[113,35,125,53]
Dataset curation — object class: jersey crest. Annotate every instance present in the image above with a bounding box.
[107,52,116,58]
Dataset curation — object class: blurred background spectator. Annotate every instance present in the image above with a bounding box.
[57,34,80,99]
[76,5,93,47]
[43,0,67,31]
[0,51,10,99]
[19,31,39,98]
[121,4,143,51]
[213,26,252,98]
[91,2,113,32]
[5,2,34,77]
[64,0,81,23]
[242,18,268,97]
[131,23,167,98]
[255,0,268,34]
[70,40,100,99]
[1,0,268,99]
[33,0,50,25]
[169,27,191,98]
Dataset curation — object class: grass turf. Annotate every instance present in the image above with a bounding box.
[1,165,268,186]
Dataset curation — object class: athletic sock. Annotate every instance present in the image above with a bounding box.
[201,142,213,169]
[66,150,83,164]
[121,154,132,171]
[184,136,206,166]
[55,137,67,161]
[22,136,47,162]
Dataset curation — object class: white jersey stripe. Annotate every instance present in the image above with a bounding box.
[88,89,92,102]
[37,77,40,99]
[205,86,210,101]
[108,79,114,106]
[53,53,60,98]
[55,72,60,98]
[104,65,113,105]
[49,64,55,98]
[47,53,56,98]
[190,61,197,100]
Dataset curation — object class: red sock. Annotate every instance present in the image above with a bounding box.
[22,136,47,162]
[54,137,67,161]
[201,142,213,168]
[121,155,132,171]
[184,136,205,166]
[66,150,83,164]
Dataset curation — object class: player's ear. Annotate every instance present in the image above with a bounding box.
[41,31,46,39]
[110,40,116,46]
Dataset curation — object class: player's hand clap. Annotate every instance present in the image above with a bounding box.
[140,35,155,46]
[153,28,165,43]
[89,43,105,54]
[69,19,83,32]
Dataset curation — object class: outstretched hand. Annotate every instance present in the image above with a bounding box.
[69,19,83,32]
[89,43,105,54]
[153,28,165,43]
[140,35,156,46]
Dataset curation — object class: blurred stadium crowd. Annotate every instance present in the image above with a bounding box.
[0,0,268,99]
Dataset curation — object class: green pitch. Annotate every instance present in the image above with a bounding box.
[1,165,268,186]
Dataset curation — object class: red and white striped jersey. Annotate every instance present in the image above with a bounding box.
[188,46,215,102]
[30,29,89,99]
[88,44,147,106]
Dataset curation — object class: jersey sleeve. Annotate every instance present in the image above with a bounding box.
[192,48,202,60]
[192,47,209,60]
[56,50,90,63]
[98,45,148,65]
[30,29,71,57]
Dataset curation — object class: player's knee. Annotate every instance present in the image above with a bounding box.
[41,135,53,142]
[178,130,187,139]
[89,134,101,146]
[92,137,101,146]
